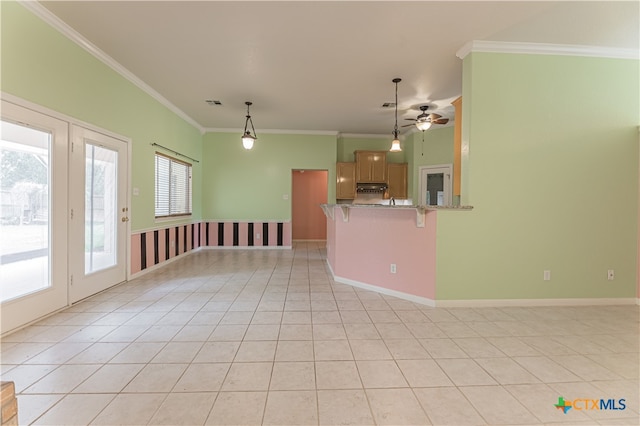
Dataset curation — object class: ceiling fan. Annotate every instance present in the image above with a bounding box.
[403,105,449,131]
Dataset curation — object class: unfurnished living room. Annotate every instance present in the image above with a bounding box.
[1,1,638,425]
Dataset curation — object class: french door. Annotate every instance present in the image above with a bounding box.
[0,100,129,334]
[69,125,128,303]
[0,101,69,333]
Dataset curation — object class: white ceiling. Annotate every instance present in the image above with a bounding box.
[39,1,639,135]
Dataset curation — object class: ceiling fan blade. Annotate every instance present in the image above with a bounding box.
[433,118,449,124]
[404,118,417,121]
[428,113,442,120]
[401,124,414,128]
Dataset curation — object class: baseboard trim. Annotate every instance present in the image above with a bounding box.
[326,263,435,307]
[436,298,638,308]
[200,245,293,250]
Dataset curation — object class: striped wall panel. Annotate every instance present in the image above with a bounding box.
[131,223,202,274]
[201,221,291,248]
[131,222,291,275]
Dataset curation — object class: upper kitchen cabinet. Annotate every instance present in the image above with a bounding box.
[387,163,408,199]
[336,162,356,199]
[355,150,386,183]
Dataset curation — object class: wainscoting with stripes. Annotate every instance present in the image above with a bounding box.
[130,221,292,274]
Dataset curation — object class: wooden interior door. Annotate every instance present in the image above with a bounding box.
[292,170,328,240]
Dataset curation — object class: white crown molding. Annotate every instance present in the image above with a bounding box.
[19,0,206,134]
[457,40,639,60]
[204,127,339,136]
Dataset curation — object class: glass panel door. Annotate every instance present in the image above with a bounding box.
[0,121,50,301]
[85,144,118,274]
[69,125,128,303]
[419,165,452,206]
[426,173,445,206]
[1,101,68,334]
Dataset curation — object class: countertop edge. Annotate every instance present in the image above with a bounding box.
[321,203,473,211]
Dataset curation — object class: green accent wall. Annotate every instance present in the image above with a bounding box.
[1,2,203,231]
[202,132,337,221]
[409,127,455,202]
[436,52,639,300]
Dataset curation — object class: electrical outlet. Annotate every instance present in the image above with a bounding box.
[607,269,615,280]
[256,233,260,239]
[390,264,397,274]
[171,241,175,248]
[543,270,551,281]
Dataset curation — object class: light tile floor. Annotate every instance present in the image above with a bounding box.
[1,242,639,425]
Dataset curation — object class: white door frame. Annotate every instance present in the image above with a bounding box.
[0,100,69,333]
[69,125,129,303]
[1,93,131,333]
[418,164,452,206]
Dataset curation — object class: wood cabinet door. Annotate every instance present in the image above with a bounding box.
[355,151,387,183]
[336,162,356,199]
[387,163,408,199]
[370,151,387,182]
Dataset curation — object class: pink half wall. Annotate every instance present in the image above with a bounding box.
[326,207,437,302]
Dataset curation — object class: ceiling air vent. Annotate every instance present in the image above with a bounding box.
[205,99,223,106]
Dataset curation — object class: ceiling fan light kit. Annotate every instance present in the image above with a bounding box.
[403,105,450,131]
[241,101,257,150]
[416,120,432,131]
[389,78,402,152]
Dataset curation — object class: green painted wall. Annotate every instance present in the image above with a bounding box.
[409,127,455,202]
[436,52,639,300]
[1,2,203,231]
[202,132,337,221]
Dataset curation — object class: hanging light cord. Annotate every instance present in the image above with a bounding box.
[244,102,257,138]
[393,79,399,139]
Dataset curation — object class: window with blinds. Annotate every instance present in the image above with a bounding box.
[155,152,192,218]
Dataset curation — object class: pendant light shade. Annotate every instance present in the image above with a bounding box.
[241,101,257,150]
[242,132,255,150]
[389,78,402,152]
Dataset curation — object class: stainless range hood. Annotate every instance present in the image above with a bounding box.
[356,183,388,193]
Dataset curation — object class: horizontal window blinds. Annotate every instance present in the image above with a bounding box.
[155,153,191,217]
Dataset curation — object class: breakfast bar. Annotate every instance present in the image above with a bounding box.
[321,204,472,306]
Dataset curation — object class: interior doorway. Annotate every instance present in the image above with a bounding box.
[419,164,452,206]
[292,169,328,241]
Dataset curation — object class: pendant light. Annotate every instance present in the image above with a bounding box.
[241,101,257,150]
[389,78,402,152]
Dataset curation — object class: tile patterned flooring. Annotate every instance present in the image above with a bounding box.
[1,242,639,425]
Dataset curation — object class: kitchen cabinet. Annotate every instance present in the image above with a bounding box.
[355,150,386,183]
[387,163,408,199]
[336,162,356,199]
